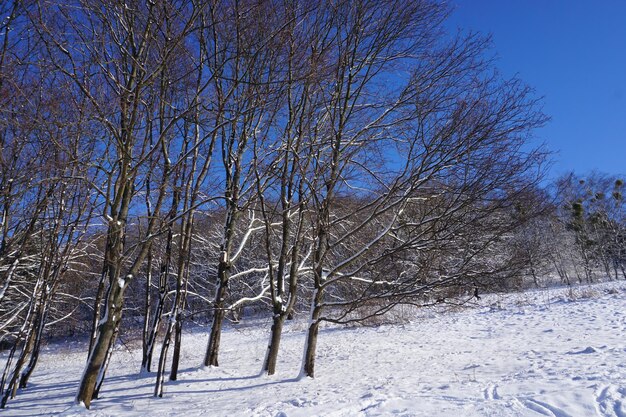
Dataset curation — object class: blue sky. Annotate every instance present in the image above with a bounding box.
[448,0,626,180]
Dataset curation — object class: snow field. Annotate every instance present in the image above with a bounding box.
[2,282,625,416]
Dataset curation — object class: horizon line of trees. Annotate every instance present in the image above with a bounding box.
[0,0,623,411]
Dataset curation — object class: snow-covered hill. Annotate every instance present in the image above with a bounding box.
[3,282,626,416]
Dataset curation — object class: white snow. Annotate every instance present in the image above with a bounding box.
[2,282,626,416]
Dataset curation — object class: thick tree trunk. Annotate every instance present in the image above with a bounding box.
[76,281,125,409]
[76,319,116,407]
[301,288,323,379]
[92,318,121,400]
[264,313,286,375]
[204,261,229,367]
[302,318,321,379]
[205,297,226,367]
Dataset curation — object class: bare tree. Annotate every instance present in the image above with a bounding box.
[291,0,547,378]
[200,0,288,368]
[0,5,100,402]
[34,0,204,407]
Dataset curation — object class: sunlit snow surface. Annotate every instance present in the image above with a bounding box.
[3,282,625,416]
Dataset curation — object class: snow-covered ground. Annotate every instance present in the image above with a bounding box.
[3,282,626,417]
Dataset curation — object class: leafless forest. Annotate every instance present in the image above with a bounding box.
[0,0,624,410]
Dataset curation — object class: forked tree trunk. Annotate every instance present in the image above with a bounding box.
[76,280,125,409]
[155,269,185,393]
[18,295,49,389]
[141,269,169,373]
[1,326,36,407]
[92,318,121,400]
[154,315,174,397]
[0,341,18,400]
[143,190,178,372]
[18,322,43,389]
[263,254,302,376]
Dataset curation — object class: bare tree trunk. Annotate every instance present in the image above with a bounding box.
[18,293,50,389]
[0,269,44,408]
[169,312,183,381]
[155,244,186,392]
[264,314,286,375]
[301,287,323,378]
[552,258,570,286]
[154,315,174,397]
[141,249,153,372]
[88,269,107,355]
[1,326,36,407]
[204,274,228,367]
[18,319,44,389]
[92,317,121,400]
[263,214,306,375]
[141,255,171,372]
[76,278,125,408]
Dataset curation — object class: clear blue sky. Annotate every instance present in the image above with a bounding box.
[448,0,626,180]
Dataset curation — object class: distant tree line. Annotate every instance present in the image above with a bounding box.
[0,0,622,411]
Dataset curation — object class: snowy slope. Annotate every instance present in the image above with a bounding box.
[3,282,626,417]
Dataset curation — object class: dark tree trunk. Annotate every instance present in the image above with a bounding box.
[204,258,230,367]
[1,328,35,407]
[88,270,107,355]
[264,314,286,375]
[141,272,168,373]
[18,297,49,389]
[76,280,125,409]
[154,316,173,397]
[169,313,183,381]
[205,297,226,367]
[141,249,153,371]
[92,317,121,400]
[302,318,321,378]
[302,288,323,378]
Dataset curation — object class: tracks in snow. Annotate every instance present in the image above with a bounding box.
[519,398,572,417]
[596,384,626,417]
[483,383,500,400]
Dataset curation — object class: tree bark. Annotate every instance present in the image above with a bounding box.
[302,288,323,378]
[154,315,173,397]
[76,280,125,408]
[204,280,227,367]
[169,313,183,381]
[264,314,286,375]
[92,317,121,400]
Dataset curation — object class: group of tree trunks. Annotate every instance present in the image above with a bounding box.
[1,0,623,411]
